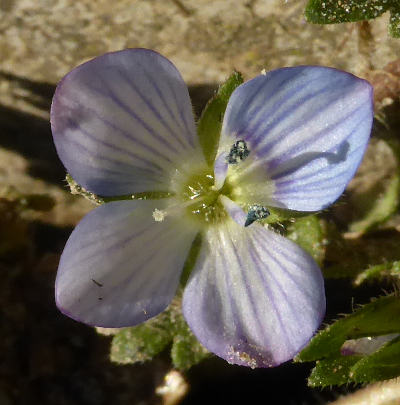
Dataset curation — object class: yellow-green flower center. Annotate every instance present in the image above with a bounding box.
[178,168,232,226]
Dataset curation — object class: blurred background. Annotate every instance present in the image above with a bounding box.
[1,1,400,404]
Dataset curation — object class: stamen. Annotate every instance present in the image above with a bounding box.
[226,140,250,164]
[245,205,270,227]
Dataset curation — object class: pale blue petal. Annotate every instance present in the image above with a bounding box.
[220,67,373,211]
[56,200,197,327]
[51,49,202,196]
[183,220,325,367]
[214,153,228,190]
[219,195,247,226]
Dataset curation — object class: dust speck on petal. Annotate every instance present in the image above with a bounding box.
[153,208,167,222]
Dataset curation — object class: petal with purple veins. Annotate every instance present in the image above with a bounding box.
[182,218,325,367]
[56,199,197,327]
[214,152,229,190]
[219,66,373,211]
[219,195,247,226]
[51,49,202,196]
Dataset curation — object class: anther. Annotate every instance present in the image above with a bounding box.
[226,140,250,164]
[245,205,270,227]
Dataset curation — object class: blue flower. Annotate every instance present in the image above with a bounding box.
[51,49,373,368]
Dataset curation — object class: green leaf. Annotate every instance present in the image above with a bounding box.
[308,355,362,387]
[389,7,400,38]
[349,173,400,233]
[305,0,390,24]
[297,295,400,362]
[197,71,243,166]
[66,173,171,204]
[66,174,104,205]
[355,260,400,286]
[169,299,210,370]
[171,332,210,370]
[110,314,172,364]
[110,293,210,369]
[351,336,400,382]
[287,215,326,266]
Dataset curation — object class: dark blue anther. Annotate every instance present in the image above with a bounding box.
[245,205,270,227]
[227,140,250,164]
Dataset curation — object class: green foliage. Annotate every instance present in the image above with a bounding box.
[351,336,400,382]
[305,0,398,38]
[355,260,400,285]
[66,174,104,205]
[170,308,210,370]
[111,314,172,364]
[66,173,172,204]
[349,136,400,233]
[305,0,390,24]
[308,355,362,387]
[109,292,209,370]
[297,295,400,386]
[390,7,400,37]
[298,295,400,361]
[287,215,326,266]
[349,174,400,233]
[197,71,243,166]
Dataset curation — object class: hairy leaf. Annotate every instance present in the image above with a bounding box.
[308,355,362,387]
[305,0,391,24]
[297,295,400,362]
[351,336,400,382]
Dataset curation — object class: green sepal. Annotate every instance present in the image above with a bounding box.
[263,206,316,224]
[170,311,210,370]
[66,173,171,204]
[197,71,243,166]
[109,292,209,370]
[351,336,400,382]
[297,295,400,362]
[308,355,362,387]
[305,0,390,24]
[389,6,400,37]
[66,174,104,205]
[287,215,326,266]
[110,313,172,364]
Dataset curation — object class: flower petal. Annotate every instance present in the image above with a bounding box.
[182,219,325,367]
[51,49,201,196]
[214,153,229,190]
[219,195,247,226]
[56,200,197,327]
[220,66,373,211]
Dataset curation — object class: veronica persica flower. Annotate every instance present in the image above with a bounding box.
[51,49,373,368]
